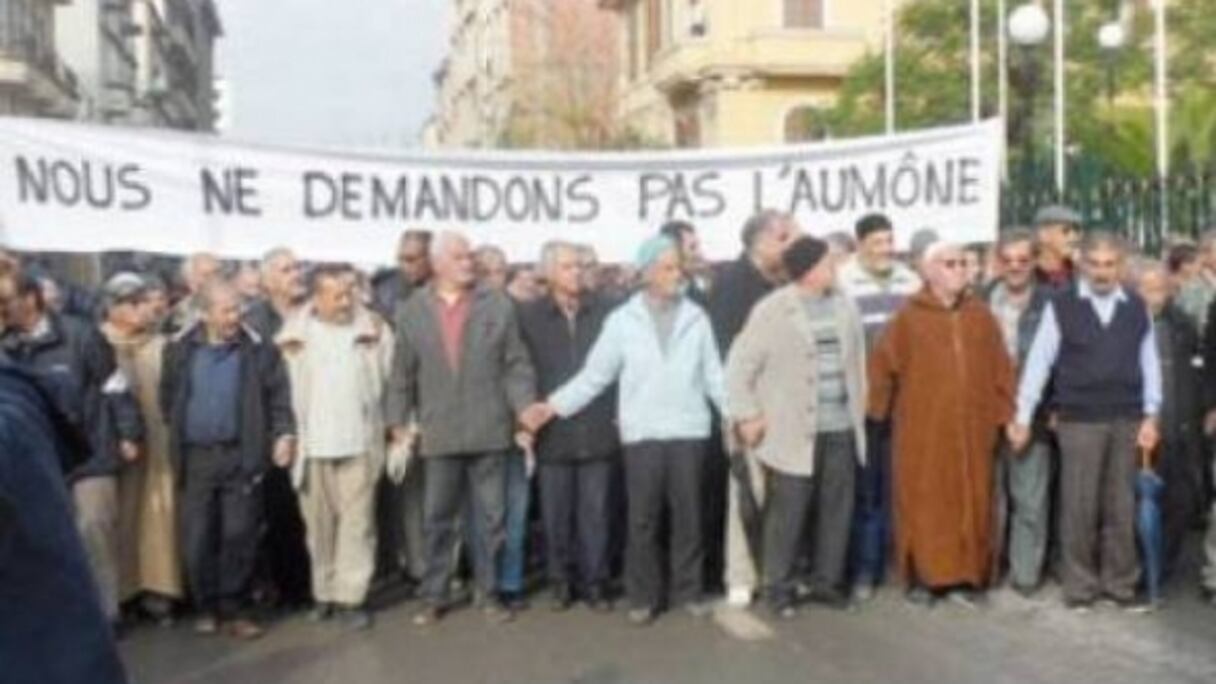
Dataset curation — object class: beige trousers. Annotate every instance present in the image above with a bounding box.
[73,476,122,621]
[299,455,378,606]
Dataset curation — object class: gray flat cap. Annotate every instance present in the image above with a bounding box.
[1033,204,1082,227]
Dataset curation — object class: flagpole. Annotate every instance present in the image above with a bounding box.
[970,0,982,122]
[997,0,1008,179]
[1052,0,1065,195]
[884,0,895,133]
[1153,0,1170,235]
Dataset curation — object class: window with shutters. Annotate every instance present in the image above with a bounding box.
[784,0,824,29]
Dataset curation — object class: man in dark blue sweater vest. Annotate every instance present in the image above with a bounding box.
[1010,231,1162,611]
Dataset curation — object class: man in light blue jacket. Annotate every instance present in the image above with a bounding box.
[525,235,726,626]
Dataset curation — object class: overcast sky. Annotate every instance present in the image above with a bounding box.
[215,0,449,149]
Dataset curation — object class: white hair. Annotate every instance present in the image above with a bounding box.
[539,240,579,275]
[260,247,295,277]
[430,230,470,260]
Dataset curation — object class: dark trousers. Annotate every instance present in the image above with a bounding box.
[261,467,312,604]
[623,439,706,611]
[1056,419,1139,602]
[538,458,613,592]
[849,420,892,585]
[420,452,507,605]
[764,432,856,606]
[703,421,729,594]
[180,445,262,618]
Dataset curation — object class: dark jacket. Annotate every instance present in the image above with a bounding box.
[707,254,778,357]
[372,270,425,325]
[385,284,536,458]
[1,313,142,481]
[985,282,1052,433]
[1157,304,1202,445]
[159,324,295,487]
[242,298,287,340]
[518,293,618,462]
[983,282,1051,368]
[0,363,129,684]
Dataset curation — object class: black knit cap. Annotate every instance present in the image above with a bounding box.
[782,236,829,281]
[855,212,893,241]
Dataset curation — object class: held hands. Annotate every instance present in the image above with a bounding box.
[386,425,418,484]
[272,436,296,468]
[519,402,557,434]
[735,416,767,450]
[119,440,142,463]
[1005,423,1031,453]
[1136,418,1160,453]
[1204,410,1216,437]
[515,431,537,479]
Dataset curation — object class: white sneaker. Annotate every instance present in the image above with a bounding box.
[727,587,753,607]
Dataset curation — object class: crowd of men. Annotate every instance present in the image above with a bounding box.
[3,205,1216,647]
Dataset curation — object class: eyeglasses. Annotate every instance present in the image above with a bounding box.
[399,254,425,264]
[1001,257,1033,266]
[941,259,966,270]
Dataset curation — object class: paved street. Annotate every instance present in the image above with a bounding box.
[122,570,1216,684]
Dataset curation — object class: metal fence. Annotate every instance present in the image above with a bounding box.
[1001,158,1216,255]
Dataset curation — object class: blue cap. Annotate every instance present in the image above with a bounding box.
[635,235,677,272]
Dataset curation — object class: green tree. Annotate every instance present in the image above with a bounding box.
[825,0,1212,175]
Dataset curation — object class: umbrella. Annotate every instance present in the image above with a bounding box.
[1135,447,1164,604]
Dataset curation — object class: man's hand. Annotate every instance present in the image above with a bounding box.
[736,417,767,449]
[119,440,141,463]
[1137,417,1160,453]
[272,436,296,468]
[515,431,537,479]
[386,436,415,485]
[519,403,556,434]
[389,425,415,447]
[1204,409,1216,437]
[1005,423,1031,453]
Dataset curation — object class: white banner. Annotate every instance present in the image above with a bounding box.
[0,117,1003,264]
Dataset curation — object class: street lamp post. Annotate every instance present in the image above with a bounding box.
[1097,21,1126,108]
[1008,4,1050,186]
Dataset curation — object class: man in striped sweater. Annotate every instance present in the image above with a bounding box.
[836,213,922,602]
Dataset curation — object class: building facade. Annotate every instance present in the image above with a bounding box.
[0,0,79,117]
[55,0,138,124]
[430,0,619,149]
[604,0,902,147]
[128,0,222,130]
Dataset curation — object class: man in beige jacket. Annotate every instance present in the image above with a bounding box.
[726,236,868,618]
[278,265,394,631]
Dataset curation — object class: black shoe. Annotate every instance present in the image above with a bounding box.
[769,601,798,620]
[343,607,374,630]
[309,603,334,622]
[807,588,850,611]
[550,583,574,612]
[503,592,530,612]
[483,600,516,625]
[1010,583,1037,599]
[1112,596,1154,615]
[585,586,612,613]
[1063,597,1094,613]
